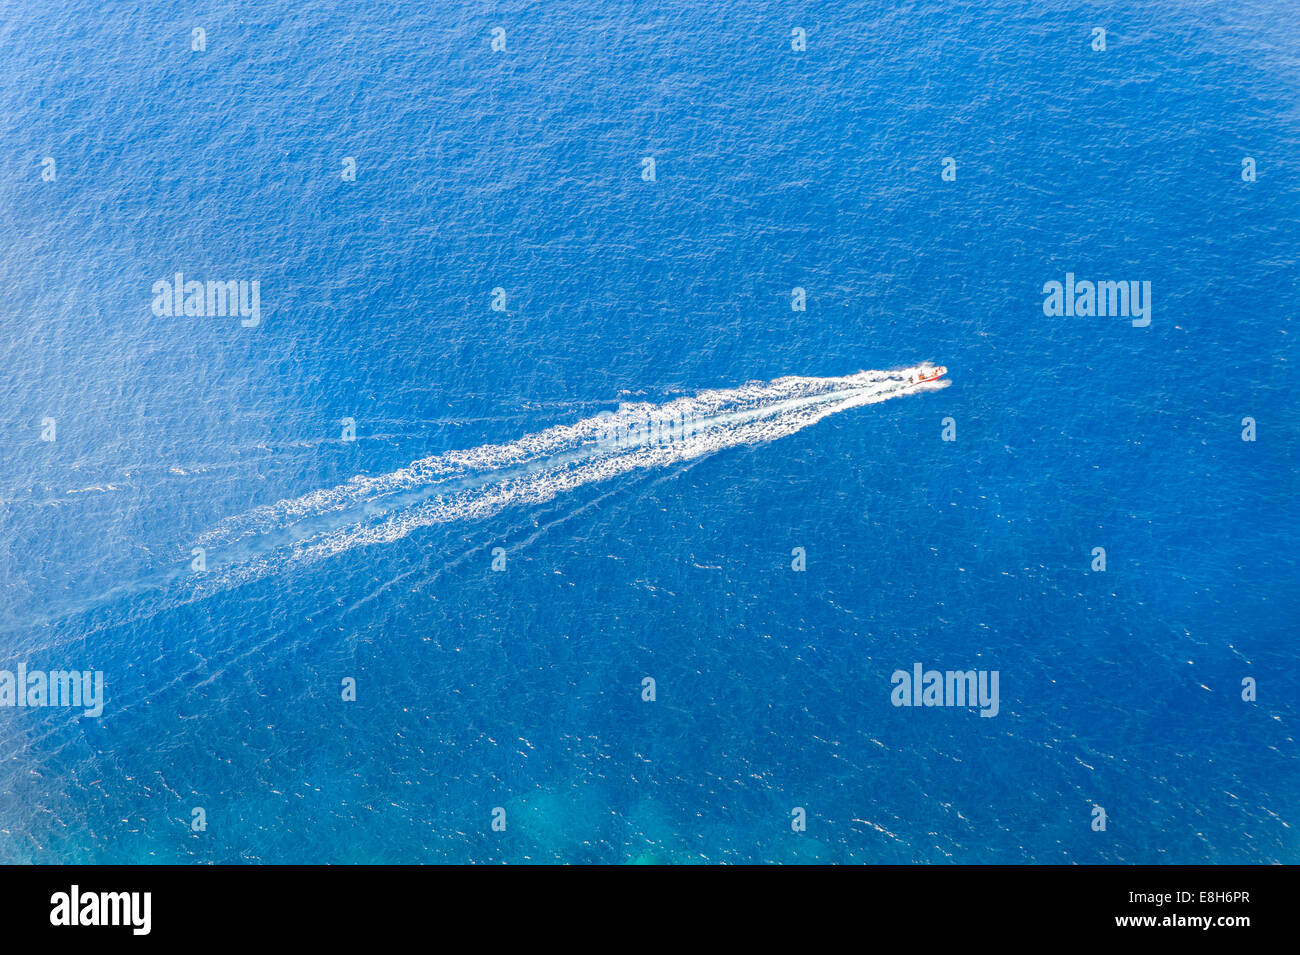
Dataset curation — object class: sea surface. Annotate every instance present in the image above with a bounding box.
[0,0,1296,863]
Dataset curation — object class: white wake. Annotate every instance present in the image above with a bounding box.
[190,365,948,593]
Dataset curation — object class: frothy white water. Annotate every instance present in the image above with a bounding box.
[190,365,948,595]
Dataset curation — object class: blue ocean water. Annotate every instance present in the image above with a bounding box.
[0,0,1296,864]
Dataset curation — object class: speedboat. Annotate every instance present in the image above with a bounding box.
[911,365,947,384]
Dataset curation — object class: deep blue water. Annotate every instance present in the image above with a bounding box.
[0,0,1295,863]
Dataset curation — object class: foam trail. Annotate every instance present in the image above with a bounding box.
[189,365,948,597]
